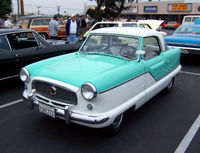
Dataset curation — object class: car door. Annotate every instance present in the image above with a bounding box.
[0,35,17,79]
[142,36,169,81]
[142,36,170,102]
[57,19,67,38]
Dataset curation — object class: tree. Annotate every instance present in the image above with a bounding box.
[87,0,135,21]
[0,0,12,17]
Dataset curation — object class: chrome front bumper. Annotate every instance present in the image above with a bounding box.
[23,93,109,126]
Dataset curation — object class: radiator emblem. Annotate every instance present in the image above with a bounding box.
[50,86,57,95]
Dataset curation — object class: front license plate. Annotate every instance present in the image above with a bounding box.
[39,103,55,118]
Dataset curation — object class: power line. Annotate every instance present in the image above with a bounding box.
[22,4,83,10]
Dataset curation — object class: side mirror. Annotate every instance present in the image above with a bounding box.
[136,50,145,63]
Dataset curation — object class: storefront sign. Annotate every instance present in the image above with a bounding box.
[122,6,138,14]
[144,6,157,13]
[168,3,192,12]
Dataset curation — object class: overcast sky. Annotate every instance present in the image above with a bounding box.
[12,0,96,15]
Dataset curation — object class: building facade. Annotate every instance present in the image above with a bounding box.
[85,1,200,23]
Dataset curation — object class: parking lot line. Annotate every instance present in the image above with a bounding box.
[174,114,200,153]
[180,71,200,76]
[0,99,23,109]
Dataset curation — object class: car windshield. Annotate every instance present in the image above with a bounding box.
[175,26,200,35]
[80,34,139,60]
[168,21,177,24]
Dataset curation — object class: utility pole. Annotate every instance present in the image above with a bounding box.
[17,0,20,18]
[57,6,61,15]
[20,0,24,16]
[37,6,41,15]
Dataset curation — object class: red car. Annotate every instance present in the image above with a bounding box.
[165,21,181,29]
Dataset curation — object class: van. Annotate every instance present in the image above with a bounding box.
[16,15,66,39]
[182,15,200,25]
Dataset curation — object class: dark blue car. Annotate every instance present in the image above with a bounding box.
[165,24,200,54]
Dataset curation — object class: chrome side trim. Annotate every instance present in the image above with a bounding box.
[168,45,200,51]
[0,75,19,81]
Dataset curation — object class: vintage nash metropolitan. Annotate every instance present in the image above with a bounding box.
[21,27,181,133]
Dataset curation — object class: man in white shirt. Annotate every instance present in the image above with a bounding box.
[3,16,13,28]
[66,14,79,44]
[48,15,60,39]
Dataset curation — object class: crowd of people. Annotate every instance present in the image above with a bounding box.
[48,15,133,44]
[48,14,92,44]
[0,14,13,28]
[0,13,133,44]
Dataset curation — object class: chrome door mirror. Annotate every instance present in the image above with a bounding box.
[136,50,145,63]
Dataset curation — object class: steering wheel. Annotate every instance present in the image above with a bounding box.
[119,46,136,59]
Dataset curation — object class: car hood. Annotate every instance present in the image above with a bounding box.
[138,19,164,30]
[165,34,200,43]
[26,52,143,93]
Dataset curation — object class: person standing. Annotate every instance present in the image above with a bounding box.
[0,17,4,28]
[3,15,13,28]
[66,14,79,44]
[48,15,60,39]
[79,15,87,40]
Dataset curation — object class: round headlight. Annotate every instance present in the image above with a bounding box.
[20,68,30,82]
[81,83,97,101]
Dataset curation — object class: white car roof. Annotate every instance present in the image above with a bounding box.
[90,27,165,51]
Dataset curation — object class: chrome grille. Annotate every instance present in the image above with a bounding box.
[32,81,77,105]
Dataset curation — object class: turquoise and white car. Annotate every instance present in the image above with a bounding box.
[21,27,181,133]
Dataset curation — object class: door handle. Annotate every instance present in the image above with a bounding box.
[16,54,21,61]
[16,54,21,58]
[166,60,170,64]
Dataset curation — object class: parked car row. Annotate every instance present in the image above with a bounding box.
[83,20,167,39]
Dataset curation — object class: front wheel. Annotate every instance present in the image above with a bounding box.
[164,77,175,93]
[106,113,124,135]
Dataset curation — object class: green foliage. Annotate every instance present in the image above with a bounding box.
[0,0,12,17]
[86,0,133,21]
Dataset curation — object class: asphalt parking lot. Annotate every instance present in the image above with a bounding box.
[0,29,199,153]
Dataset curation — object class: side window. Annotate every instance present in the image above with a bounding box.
[142,37,161,60]
[93,24,101,30]
[139,24,145,28]
[17,20,23,25]
[32,19,51,26]
[7,32,38,50]
[34,33,49,46]
[184,17,191,23]
[23,19,28,25]
[93,23,118,30]
[0,35,10,51]
[122,23,137,27]
[192,17,199,22]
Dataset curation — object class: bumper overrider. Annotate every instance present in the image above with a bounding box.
[22,91,109,127]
